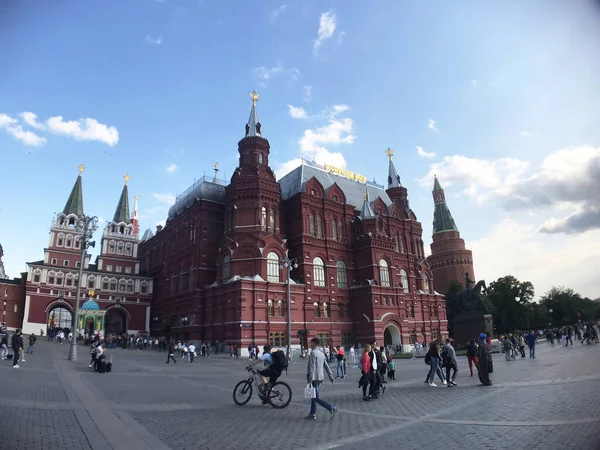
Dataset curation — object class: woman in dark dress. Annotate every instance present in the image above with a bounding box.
[476,335,492,386]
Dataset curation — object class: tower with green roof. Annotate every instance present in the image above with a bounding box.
[426,176,476,295]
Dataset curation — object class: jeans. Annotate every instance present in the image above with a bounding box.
[529,345,535,358]
[426,356,439,383]
[0,344,7,359]
[445,362,458,382]
[309,381,332,416]
[27,344,34,354]
[13,349,20,366]
[336,360,346,378]
[189,352,194,363]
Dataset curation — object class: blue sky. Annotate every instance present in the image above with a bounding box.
[1,0,599,298]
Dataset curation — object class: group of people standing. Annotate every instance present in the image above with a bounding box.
[1,329,37,369]
[358,341,394,401]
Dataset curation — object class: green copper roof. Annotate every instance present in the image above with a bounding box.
[433,203,458,234]
[433,176,442,191]
[113,184,131,223]
[63,174,84,216]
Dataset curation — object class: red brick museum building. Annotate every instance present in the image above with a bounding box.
[138,94,453,352]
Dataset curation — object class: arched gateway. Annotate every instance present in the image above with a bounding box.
[383,323,402,347]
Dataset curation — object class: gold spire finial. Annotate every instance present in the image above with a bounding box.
[250,90,259,105]
[214,162,219,171]
[385,148,393,160]
[135,194,139,201]
[124,173,131,185]
[78,164,86,174]
[88,290,95,298]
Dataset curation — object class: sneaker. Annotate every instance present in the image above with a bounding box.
[451,381,458,386]
[13,365,19,368]
[381,385,387,395]
[363,396,370,402]
[443,380,448,385]
[428,382,437,387]
[330,407,338,420]
[304,414,317,420]
[372,394,379,399]
[21,359,26,362]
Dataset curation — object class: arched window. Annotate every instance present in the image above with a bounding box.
[48,271,56,285]
[119,279,127,292]
[313,257,325,287]
[261,207,267,232]
[277,300,284,317]
[423,273,430,294]
[313,302,320,318]
[57,233,64,247]
[338,303,345,318]
[338,220,344,241]
[74,237,80,249]
[32,269,41,283]
[56,272,64,285]
[65,273,74,287]
[258,153,263,164]
[222,255,231,282]
[331,219,337,241]
[109,278,117,291]
[267,299,274,317]
[189,264,195,291]
[269,209,276,233]
[309,214,315,236]
[394,235,399,252]
[379,259,390,287]
[108,241,116,254]
[336,261,347,288]
[65,235,72,247]
[267,252,280,282]
[101,277,109,290]
[127,280,134,293]
[316,215,323,238]
[117,242,124,255]
[400,269,409,293]
[125,243,133,256]
[382,297,387,306]
[323,302,329,318]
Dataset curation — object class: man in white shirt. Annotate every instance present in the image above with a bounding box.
[188,343,196,363]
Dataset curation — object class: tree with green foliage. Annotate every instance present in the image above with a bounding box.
[486,275,535,333]
[539,287,600,326]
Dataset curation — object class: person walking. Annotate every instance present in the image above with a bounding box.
[11,329,23,368]
[442,339,458,386]
[305,337,337,420]
[466,339,478,377]
[359,345,373,401]
[335,346,346,379]
[425,341,440,387]
[166,342,177,364]
[565,327,573,346]
[1,333,9,360]
[26,333,37,354]
[525,331,537,358]
[188,343,196,363]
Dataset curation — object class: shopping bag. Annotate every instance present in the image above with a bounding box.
[304,384,316,399]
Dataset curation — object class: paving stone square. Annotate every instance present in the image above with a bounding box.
[0,341,599,450]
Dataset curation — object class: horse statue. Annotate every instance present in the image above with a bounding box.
[451,279,491,315]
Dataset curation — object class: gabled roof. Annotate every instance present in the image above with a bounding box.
[141,228,154,241]
[63,174,84,216]
[360,188,376,219]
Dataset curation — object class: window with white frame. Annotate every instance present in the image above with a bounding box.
[423,273,430,294]
[267,252,280,282]
[336,261,347,288]
[379,259,390,287]
[267,299,274,317]
[88,276,95,289]
[313,257,325,287]
[140,281,149,294]
[108,241,116,254]
[277,300,284,317]
[32,270,41,283]
[400,269,409,293]
[261,207,267,232]
[102,277,109,290]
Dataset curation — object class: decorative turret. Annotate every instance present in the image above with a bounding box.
[132,194,140,238]
[63,164,85,216]
[245,91,262,137]
[113,174,131,224]
[213,162,221,185]
[384,149,411,212]
[432,176,458,234]
[360,188,375,219]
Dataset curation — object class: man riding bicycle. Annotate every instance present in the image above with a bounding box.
[248,344,281,387]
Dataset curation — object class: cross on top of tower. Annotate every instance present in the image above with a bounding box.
[78,164,86,174]
[250,90,259,105]
[124,173,131,185]
[385,148,394,160]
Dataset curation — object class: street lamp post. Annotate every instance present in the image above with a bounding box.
[68,214,98,362]
[281,256,299,364]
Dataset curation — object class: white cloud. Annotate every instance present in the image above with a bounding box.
[46,116,119,146]
[0,113,47,146]
[287,105,308,119]
[165,163,179,174]
[276,103,355,178]
[470,217,599,299]
[269,4,287,23]
[428,118,438,131]
[314,10,336,52]
[303,85,313,103]
[252,63,300,86]
[520,130,535,137]
[471,79,478,86]
[275,158,303,180]
[416,145,436,159]
[145,35,163,45]
[152,192,176,205]
[19,112,44,129]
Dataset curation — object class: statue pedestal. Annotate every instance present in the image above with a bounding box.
[452,313,493,347]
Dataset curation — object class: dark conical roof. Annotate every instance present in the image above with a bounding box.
[113,184,131,223]
[432,176,458,234]
[63,174,84,216]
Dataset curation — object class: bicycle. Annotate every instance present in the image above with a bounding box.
[233,367,292,409]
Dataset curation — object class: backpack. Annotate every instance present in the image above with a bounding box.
[270,350,288,372]
[424,353,432,365]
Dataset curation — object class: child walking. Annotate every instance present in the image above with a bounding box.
[387,356,396,381]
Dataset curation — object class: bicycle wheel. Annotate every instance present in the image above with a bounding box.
[267,381,292,409]
[233,380,253,406]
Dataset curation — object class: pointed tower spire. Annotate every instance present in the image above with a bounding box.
[132,194,140,237]
[63,164,85,215]
[245,90,262,137]
[113,174,131,223]
[386,148,401,188]
[432,175,458,234]
[360,186,375,219]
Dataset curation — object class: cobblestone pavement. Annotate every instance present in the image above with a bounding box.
[1,341,599,450]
